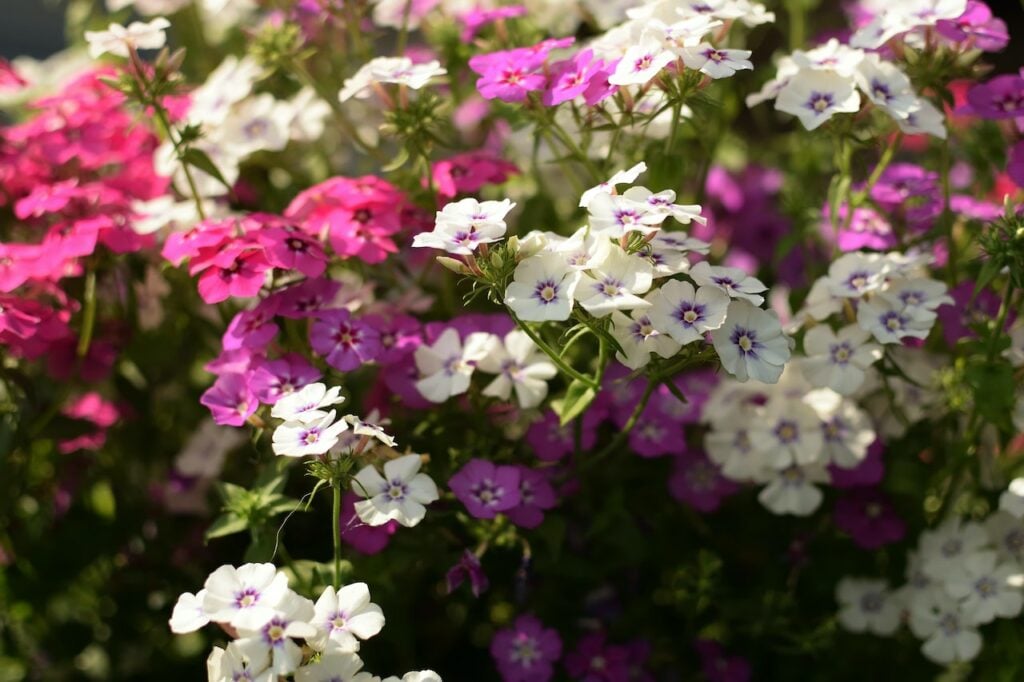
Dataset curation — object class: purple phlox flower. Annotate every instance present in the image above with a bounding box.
[543,49,607,106]
[363,311,422,365]
[965,73,1024,119]
[829,439,885,488]
[339,491,397,555]
[695,639,752,682]
[490,614,562,682]
[200,372,257,426]
[525,408,600,461]
[447,549,489,597]
[936,280,1013,347]
[222,305,280,352]
[458,5,526,42]
[834,488,906,549]
[669,449,740,513]
[505,466,558,529]
[449,458,521,519]
[937,2,1009,52]
[309,308,381,371]
[1009,140,1024,189]
[564,632,630,681]
[265,277,343,319]
[247,353,322,405]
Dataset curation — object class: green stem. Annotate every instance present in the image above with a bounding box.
[76,269,97,359]
[509,312,598,389]
[332,482,342,587]
[987,281,1014,363]
[582,379,657,469]
[151,104,208,220]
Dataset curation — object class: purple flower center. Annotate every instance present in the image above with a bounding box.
[533,279,560,304]
[263,616,289,645]
[859,591,884,613]
[471,478,505,507]
[806,91,835,113]
[675,301,706,327]
[829,342,853,365]
[234,587,260,608]
[730,326,760,356]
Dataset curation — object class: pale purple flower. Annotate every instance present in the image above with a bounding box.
[248,354,322,404]
[505,467,558,529]
[834,488,906,549]
[310,308,381,371]
[490,614,562,682]
[449,459,521,519]
[200,373,257,426]
[668,450,740,513]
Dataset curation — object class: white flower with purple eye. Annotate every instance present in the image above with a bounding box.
[414,328,496,403]
[898,98,947,139]
[750,399,825,468]
[607,33,676,86]
[476,329,557,409]
[272,410,349,457]
[791,38,865,77]
[294,651,373,682]
[945,551,1024,625]
[412,198,515,255]
[854,54,920,119]
[851,0,968,49]
[169,589,211,634]
[578,162,648,208]
[681,43,753,79]
[236,591,318,676]
[382,672,441,682]
[689,261,768,305]
[711,299,791,384]
[84,17,170,59]
[884,277,953,314]
[310,584,385,653]
[271,383,346,424]
[640,14,722,53]
[825,252,889,299]
[746,55,800,108]
[817,399,875,469]
[775,69,861,131]
[211,639,274,682]
[909,595,982,665]
[836,578,901,636]
[339,57,447,101]
[577,245,654,317]
[610,309,682,369]
[202,563,291,630]
[219,94,293,157]
[985,511,1024,565]
[757,462,828,516]
[706,420,766,481]
[857,293,935,344]
[587,191,667,238]
[552,225,612,272]
[801,324,883,395]
[504,253,583,322]
[918,519,990,581]
[644,232,710,277]
[338,412,397,449]
[648,279,729,344]
[352,454,439,528]
[621,186,707,226]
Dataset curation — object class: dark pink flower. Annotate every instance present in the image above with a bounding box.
[449,458,521,519]
[430,151,519,199]
[544,50,607,106]
[200,373,257,426]
[829,440,885,488]
[695,639,751,682]
[458,5,526,42]
[193,245,271,304]
[564,632,630,681]
[1007,140,1024,188]
[526,409,599,461]
[266,277,342,319]
[491,614,562,682]
[936,1,1009,52]
[834,488,906,549]
[257,224,328,278]
[340,491,397,554]
[222,306,279,352]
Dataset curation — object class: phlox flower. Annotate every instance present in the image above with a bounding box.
[610,309,682,369]
[270,382,345,423]
[339,57,447,102]
[310,583,385,653]
[236,591,318,676]
[525,408,599,461]
[909,595,982,664]
[551,226,611,271]
[856,293,935,344]
[852,0,969,49]
[999,478,1024,518]
[193,245,272,304]
[648,279,730,345]
[944,551,1024,624]
[578,162,648,208]
[711,299,790,383]
[790,38,865,78]
[352,454,439,527]
[446,550,489,597]
[543,49,609,106]
[504,254,582,322]
[622,186,706,226]
[936,1,1009,51]
[854,54,921,120]
[800,324,882,395]
[899,98,948,138]
[248,354,322,405]
[587,191,666,237]
[681,44,753,79]
[310,309,382,371]
[412,198,515,255]
[818,401,875,469]
[668,450,739,513]
[505,467,558,528]
[414,328,495,403]
[476,330,557,409]
[564,633,631,681]
[775,69,861,131]
[449,459,521,519]
[576,245,654,317]
[836,578,901,635]
[469,48,548,102]
[272,410,349,457]
[757,463,829,516]
[201,563,291,630]
[834,489,906,550]
[209,639,274,682]
[85,17,170,59]
[985,511,1024,565]
[430,152,519,199]
[607,33,676,87]
[689,262,767,305]
[750,399,825,468]
[918,519,989,581]
[825,252,890,299]
[490,614,562,682]
[200,372,257,426]
[257,224,329,278]
[218,94,294,157]
[294,652,374,682]
[169,590,210,634]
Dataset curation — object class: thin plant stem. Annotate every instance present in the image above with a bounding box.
[332,483,342,587]
[508,312,598,389]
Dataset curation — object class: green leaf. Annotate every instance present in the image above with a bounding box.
[553,379,597,426]
[205,513,249,541]
[180,147,232,190]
